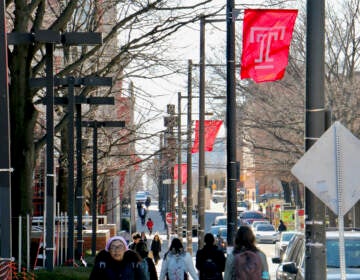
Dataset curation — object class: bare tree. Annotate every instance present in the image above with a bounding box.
[6,0,224,254]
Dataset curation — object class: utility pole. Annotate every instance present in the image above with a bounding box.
[177,92,183,241]
[305,0,326,278]
[164,105,177,235]
[82,121,125,256]
[0,0,12,262]
[226,0,237,247]
[186,60,193,254]
[198,15,206,249]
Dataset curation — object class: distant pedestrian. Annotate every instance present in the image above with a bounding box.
[140,207,147,225]
[141,231,148,245]
[145,196,151,209]
[159,237,199,280]
[129,232,142,250]
[223,226,270,280]
[146,218,154,235]
[278,220,287,232]
[196,233,226,280]
[150,233,162,265]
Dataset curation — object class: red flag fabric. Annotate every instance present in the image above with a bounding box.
[191,120,223,153]
[241,9,298,83]
[174,163,187,184]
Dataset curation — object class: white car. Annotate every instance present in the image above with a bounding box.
[251,220,270,232]
[274,231,297,258]
[135,191,147,204]
[254,224,280,244]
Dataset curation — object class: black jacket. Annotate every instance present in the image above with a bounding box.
[196,244,226,280]
[89,250,145,280]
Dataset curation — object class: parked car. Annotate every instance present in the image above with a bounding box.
[239,210,267,225]
[254,224,280,244]
[272,230,360,280]
[135,191,147,204]
[251,220,270,232]
[208,225,227,238]
[216,227,228,253]
[212,215,241,227]
[272,232,305,280]
[237,201,249,213]
[275,231,297,258]
[212,190,226,203]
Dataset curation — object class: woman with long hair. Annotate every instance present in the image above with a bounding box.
[159,237,198,280]
[223,226,270,280]
[150,233,162,265]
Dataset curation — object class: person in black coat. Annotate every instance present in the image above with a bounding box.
[196,233,226,280]
[150,233,162,265]
[89,236,145,280]
[135,239,158,280]
[278,220,287,232]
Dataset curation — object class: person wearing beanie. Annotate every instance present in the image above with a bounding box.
[89,235,146,279]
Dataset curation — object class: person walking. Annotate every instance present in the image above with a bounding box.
[278,220,287,232]
[145,196,151,209]
[140,206,147,225]
[159,237,199,280]
[150,233,162,265]
[223,226,270,280]
[129,232,142,250]
[135,239,158,280]
[89,236,146,279]
[146,218,154,235]
[196,233,226,280]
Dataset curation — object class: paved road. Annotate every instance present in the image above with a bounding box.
[135,201,277,279]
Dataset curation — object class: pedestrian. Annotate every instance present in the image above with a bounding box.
[89,236,145,280]
[141,231,148,245]
[140,206,147,225]
[159,237,199,280]
[146,217,154,235]
[223,226,270,280]
[145,196,151,209]
[278,220,287,232]
[196,233,226,280]
[150,233,162,265]
[129,232,142,250]
[135,239,158,280]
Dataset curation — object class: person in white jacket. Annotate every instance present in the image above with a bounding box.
[159,237,199,280]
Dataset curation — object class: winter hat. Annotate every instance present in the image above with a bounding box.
[105,236,128,252]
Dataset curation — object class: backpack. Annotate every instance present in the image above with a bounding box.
[202,258,221,280]
[165,253,188,280]
[233,250,262,280]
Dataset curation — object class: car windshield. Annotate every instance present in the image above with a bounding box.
[257,225,275,231]
[326,238,360,268]
[281,232,295,242]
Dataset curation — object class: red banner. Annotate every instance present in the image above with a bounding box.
[191,120,223,153]
[241,9,298,83]
[174,163,187,184]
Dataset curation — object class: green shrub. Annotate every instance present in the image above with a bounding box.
[34,266,92,280]
[121,218,130,231]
